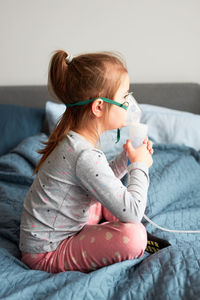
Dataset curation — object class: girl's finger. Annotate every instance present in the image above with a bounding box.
[147,140,153,150]
[126,140,135,153]
[143,136,148,144]
[150,148,154,155]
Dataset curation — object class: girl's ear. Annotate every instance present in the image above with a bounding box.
[91,98,104,117]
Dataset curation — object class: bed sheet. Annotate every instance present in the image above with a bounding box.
[0,133,200,300]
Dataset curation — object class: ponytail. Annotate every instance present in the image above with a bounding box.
[33,50,71,175]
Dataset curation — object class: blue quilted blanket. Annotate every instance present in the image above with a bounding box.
[0,133,200,300]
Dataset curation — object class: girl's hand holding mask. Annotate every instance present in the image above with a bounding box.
[142,136,154,155]
[123,137,153,168]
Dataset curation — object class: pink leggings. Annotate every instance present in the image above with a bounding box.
[21,203,147,273]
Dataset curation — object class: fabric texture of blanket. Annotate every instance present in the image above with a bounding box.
[0,133,200,300]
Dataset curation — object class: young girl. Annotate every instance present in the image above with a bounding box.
[19,50,154,273]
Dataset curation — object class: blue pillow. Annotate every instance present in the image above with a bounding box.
[0,104,45,156]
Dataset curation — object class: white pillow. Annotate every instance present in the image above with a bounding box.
[140,104,200,151]
[45,101,200,151]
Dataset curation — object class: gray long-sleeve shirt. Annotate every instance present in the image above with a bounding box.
[19,130,149,253]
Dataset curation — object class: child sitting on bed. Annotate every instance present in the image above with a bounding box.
[19,50,169,273]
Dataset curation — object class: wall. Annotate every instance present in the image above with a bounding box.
[0,0,199,85]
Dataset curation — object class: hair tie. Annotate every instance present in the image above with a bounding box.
[65,54,73,65]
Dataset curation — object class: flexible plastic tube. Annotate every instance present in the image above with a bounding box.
[144,214,200,233]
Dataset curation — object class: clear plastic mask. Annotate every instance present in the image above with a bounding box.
[124,93,142,126]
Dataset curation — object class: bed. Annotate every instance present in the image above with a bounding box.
[0,83,200,300]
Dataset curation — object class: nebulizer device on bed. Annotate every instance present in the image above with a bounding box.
[126,94,200,234]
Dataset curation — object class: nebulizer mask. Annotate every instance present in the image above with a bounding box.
[123,93,148,148]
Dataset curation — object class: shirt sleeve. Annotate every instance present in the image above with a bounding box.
[76,148,149,223]
[108,150,129,179]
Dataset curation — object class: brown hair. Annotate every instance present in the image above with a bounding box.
[33,50,128,174]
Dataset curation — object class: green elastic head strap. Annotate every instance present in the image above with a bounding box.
[65,97,128,143]
[65,97,129,110]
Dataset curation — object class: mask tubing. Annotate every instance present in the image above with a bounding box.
[144,214,200,233]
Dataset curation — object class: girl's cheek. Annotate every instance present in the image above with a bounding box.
[121,111,127,126]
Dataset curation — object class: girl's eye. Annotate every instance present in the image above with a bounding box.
[124,94,129,99]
